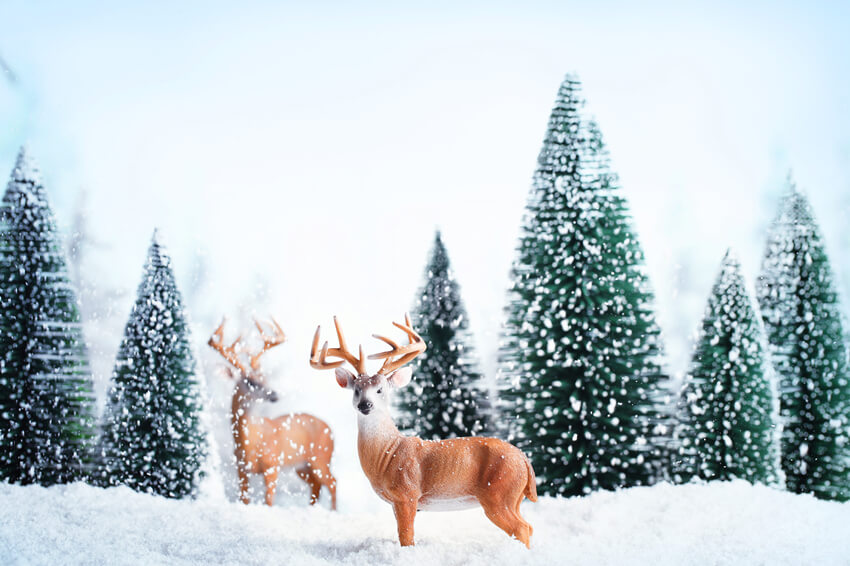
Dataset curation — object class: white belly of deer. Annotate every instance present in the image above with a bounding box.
[417,495,478,512]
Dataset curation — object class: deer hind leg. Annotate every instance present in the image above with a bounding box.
[237,466,251,505]
[514,493,533,540]
[392,500,418,546]
[263,467,280,506]
[308,473,322,505]
[296,465,312,486]
[313,463,337,510]
[326,471,337,511]
[296,465,322,505]
[481,499,532,549]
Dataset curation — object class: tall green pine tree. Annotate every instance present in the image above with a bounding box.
[96,231,207,498]
[499,75,671,496]
[0,147,96,485]
[395,231,491,439]
[675,250,781,486]
[756,181,850,501]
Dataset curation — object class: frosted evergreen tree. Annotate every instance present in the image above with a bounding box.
[95,231,207,498]
[756,181,850,501]
[675,250,781,486]
[395,231,491,439]
[0,147,96,485]
[499,75,671,497]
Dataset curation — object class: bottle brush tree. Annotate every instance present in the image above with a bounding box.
[95,231,207,498]
[499,75,671,497]
[0,146,96,485]
[757,181,850,501]
[675,250,782,486]
[395,231,492,439]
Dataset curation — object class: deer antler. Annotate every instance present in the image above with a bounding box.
[310,317,367,375]
[249,317,287,371]
[369,313,426,375]
[208,318,248,375]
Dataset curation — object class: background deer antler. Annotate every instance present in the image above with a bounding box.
[208,318,248,375]
[249,317,287,370]
[369,313,426,375]
[310,317,367,375]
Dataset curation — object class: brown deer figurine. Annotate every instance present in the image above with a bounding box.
[310,315,536,547]
[209,317,337,509]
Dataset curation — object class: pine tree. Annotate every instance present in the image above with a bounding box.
[499,75,671,497]
[675,250,782,486]
[756,182,850,501]
[0,147,96,485]
[395,231,491,439]
[95,231,207,498]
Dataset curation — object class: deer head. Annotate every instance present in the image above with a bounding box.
[310,314,425,417]
[208,317,286,404]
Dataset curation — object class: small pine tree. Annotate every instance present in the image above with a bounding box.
[675,250,782,486]
[0,147,96,485]
[395,231,491,439]
[95,231,207,498]
[499,75,671,497]
[756,181,850,501]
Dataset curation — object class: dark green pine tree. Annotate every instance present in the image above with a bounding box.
[0,147,96,485]
[675,250,782,486]
[95,231,207,498]
[756,181,850,501]
[499,75,671,497]
[395,231,492,439]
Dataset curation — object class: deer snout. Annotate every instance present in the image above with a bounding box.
[357,400,373,414]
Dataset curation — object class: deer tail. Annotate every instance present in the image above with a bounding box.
[524,455,538,502]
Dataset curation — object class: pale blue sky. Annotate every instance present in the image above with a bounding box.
[2,0,849,383]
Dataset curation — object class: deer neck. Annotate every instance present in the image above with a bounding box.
[231,388,255,443]
[356,411,402,473]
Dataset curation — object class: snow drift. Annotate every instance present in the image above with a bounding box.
[1,480,847,565]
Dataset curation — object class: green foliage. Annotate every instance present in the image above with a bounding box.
[395,231,491,439]
[95,233,207,498]
[675,251,782,486]
[499,76,671,496]
[0,147,96,485]
[756,182,850,501]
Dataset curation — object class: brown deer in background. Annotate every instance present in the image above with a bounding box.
[209,317,337,509]
[310,315,535,547]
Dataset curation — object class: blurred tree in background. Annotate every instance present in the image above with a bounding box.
[0,147,96,485]
[675,250,781,486]
[395,231,491,439]
[757,182,850,501]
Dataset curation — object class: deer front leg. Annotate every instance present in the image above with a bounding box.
[392,500,418,546]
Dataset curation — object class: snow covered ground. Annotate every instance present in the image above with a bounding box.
[1,481,848,566]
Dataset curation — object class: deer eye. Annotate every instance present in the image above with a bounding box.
[377,387,383,395]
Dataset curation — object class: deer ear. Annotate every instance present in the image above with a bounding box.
[335,367,355,388]
[387,367,412,389]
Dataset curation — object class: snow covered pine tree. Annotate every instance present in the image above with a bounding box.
[499,75,671,497]
[757,181,850,501]
[675,250,782,486]
[395,231,492,439]
[95,231,207,498]
[0,147,96,485]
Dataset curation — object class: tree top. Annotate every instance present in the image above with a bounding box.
[145,228,172,271]
[721,247,740,269]
[9,145,42,186]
